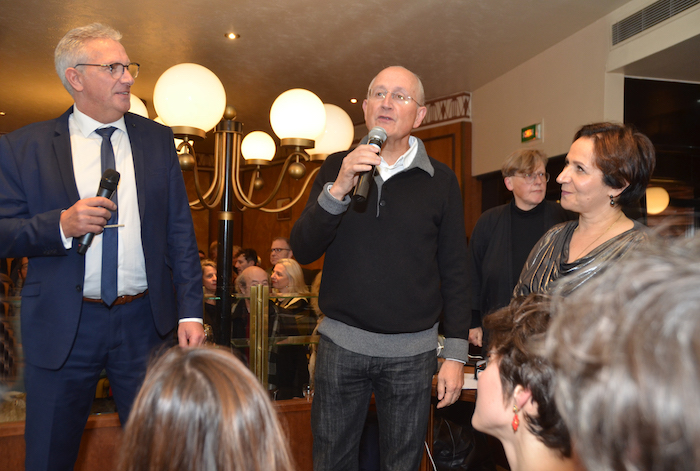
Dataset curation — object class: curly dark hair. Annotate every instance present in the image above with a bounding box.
[573,122,656,207]
[484,293,571,458]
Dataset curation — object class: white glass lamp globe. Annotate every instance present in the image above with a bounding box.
[307,104,354,160]
[241,131,277,165]
[129,94,149,119]
[269,89,326,143]
[153,63,226,135]
[646,187,670,215]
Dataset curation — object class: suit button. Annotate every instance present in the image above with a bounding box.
[379,200,386,207]
[75,285,82,292]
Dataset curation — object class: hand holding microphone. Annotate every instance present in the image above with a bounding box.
[352,126,387,203]
[76,169,120,255]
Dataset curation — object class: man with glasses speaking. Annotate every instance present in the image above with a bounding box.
[292,66,470,471]
[0,23,204,470]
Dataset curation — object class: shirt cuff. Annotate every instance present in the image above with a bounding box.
[60,210,72,249]
[179,318,203,324]
[318,183,351,215]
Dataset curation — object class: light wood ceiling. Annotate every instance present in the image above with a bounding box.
[1,0,693,141]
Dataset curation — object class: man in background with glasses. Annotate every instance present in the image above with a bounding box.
[292,66,470,471]
[0,23,204,470]
[467,149,573,349]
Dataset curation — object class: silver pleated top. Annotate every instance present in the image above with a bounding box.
[514,219,649,298]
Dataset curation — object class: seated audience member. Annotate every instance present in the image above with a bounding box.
[472,294,574,471]
[200,259,217,328]
[546,236,700,471]
[233,266,307,399]
[234,248,258,274]
[208,241,219,261]
[271,258,313,399]
[117,346,295,471]
[231,266,272,349]
[269,236,319,285]
[271,258,309,314]
[269,237,294,267]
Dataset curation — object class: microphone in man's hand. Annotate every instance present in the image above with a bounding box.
[352,126,387,203]
[77,169,120,255]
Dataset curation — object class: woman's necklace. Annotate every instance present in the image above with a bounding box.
[571,212,623,261]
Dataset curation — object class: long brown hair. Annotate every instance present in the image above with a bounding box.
[117,346,295,471]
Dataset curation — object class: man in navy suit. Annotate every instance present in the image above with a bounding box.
[0,23,205,470]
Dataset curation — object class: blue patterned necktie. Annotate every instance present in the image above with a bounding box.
[95,127,118,306]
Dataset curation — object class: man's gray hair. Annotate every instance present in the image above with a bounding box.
[54,23,122,94]
[546,235,700,471]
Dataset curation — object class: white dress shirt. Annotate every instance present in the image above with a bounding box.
[63,106,148,299]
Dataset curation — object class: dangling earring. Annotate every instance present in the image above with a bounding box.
[610,195,615,207]
[512,405,520,432]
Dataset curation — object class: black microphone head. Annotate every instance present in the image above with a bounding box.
[100,169,120,192]
[367,127,387,147]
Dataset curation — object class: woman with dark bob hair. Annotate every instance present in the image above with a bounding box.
[117,346,295,471]
[472,294,574,471]
[515,122,656,296]
[546,236,700,471]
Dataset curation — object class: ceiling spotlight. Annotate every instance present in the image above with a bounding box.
[349,98,358,104]
[225,32,238,40]
[0,111,5,116]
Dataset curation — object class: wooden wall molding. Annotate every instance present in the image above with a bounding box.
[420,92,472,127]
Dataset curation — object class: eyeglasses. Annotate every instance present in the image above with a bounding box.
[512,172,550,183]
[270,248,291,253]
[74,62,140,79]
[368,89,424,107]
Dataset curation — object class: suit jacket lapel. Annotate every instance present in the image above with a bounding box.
[53,107,81,204]
[125,113,147,221]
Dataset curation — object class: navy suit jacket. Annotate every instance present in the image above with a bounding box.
[0,107,203,370]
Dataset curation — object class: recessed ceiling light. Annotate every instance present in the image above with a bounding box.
[0,111,5,116]
[349,98,358,104]
[225,32,239,40]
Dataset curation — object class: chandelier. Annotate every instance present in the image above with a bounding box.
[151,63,354,345]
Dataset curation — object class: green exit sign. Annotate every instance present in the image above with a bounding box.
[521,123,542,143]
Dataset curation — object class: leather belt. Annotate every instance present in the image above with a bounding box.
[83,289,148,306]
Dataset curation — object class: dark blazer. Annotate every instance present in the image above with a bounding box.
[0,108,203,369]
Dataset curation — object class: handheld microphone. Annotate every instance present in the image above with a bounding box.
[352,126,387,203]
[77,169,120,255]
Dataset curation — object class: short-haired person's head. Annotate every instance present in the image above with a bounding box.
[234,248,258,273]
[271,258,307,294]
[200,258,216,271]
[476,293,571,458]
[501,149,549,179]
[235,248,258,264]
[367,66,425,107]
[546,236,700,471]
[209,241,219,260]
[502,149,549,211]
[270,237,293,266]
[573,122,656,207]
[55,23,122,94]
[363,66,427,141]
[236,266,269,296]
[117,346,295,471]
[201,259,217,294]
